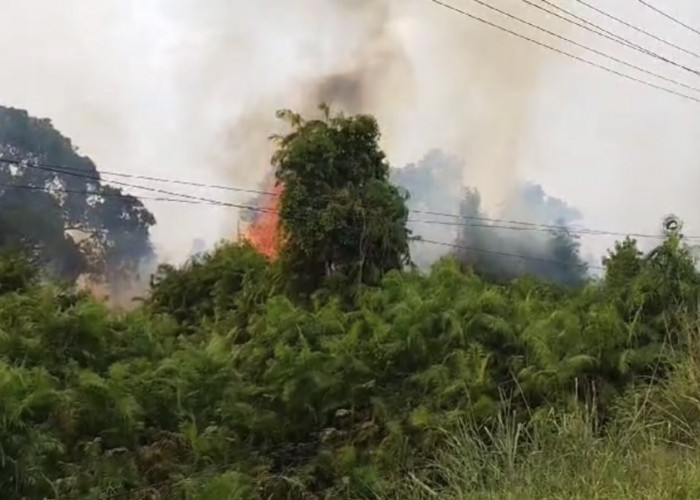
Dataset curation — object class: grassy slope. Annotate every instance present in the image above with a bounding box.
[388,330,700,500]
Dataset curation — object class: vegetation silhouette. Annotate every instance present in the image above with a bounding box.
[0,105,155,291]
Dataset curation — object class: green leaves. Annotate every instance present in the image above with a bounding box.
[148,242,269,330]
[1,104,700,498]
[0,226,695,498]
[0,105,155,287]
[272,106,411,298]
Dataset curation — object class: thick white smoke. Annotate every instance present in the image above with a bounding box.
[1,0,700,265]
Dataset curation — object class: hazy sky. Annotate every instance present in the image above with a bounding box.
[1,0,699,263]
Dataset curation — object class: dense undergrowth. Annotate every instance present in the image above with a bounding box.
[1,107,700,499]
[0,231,699,499]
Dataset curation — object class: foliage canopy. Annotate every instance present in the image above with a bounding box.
[272,106,411,298]
[0,106,155,286]
[0,106,697,498]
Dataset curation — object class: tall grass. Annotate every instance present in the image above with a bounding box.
[378,322,700,500]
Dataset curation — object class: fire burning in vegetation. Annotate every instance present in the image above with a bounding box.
[243,182,284,259]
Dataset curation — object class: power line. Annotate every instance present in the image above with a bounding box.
[1,157,589,231]
[0,157,279,203]
[429,0,700,103]
[0,158,611,235]
[0,157,260,211]
[634,0,700,38]
[528,0,656,53]
[409,217,689,241]
[0,181,585,234]
[0,181,653,239]
[0,156,694,241]
[1,181,691,244]
[462,0,700,94]
[0,193,606,288]
[415,237,606,269]
[523,0,700,76]
[0,154,692,241]
[0,158,629,233]
[0,158,270,196]
[0,181,679,272]
[0,183,214,206]
[571,0,700,60]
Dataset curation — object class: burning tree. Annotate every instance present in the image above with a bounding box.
[264,105,411,298]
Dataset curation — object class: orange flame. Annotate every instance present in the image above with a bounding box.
[243,182,283,259]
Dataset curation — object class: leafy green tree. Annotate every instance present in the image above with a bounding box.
[641,233,700,343]
[603,237,645,289]
[604,231,700,333]
[0,177,87,281]
[0,105,155,284]
[272,105,411,298]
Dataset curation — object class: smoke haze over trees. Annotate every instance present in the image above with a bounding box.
[1,0,700,496]
[391,149,588,285]
[4,0,700,261]
[0,100,590,302]
[0,106,698,498]
[0,106,155,297]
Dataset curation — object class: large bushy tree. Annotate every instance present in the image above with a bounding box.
[0,106,155,284]
[272,105,411,297]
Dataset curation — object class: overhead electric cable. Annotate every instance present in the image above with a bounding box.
[634,0,700,38]
[1,181,692,243]
[0,158,631,232]
[0,182,214,206]
[522,0,700,76]
[415,237,606,269]
[459,0,700,94]
[0,157,279,197]
[0,157,692,241]
[429,0,700,103]
[571,0,700,60]
[0,157,251,210]
[0,156,694,240]
[0,183,607,272]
